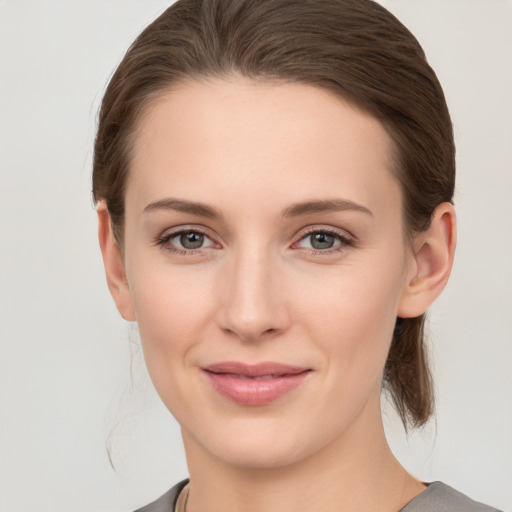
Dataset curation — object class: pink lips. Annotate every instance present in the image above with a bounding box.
[202,361,311,406]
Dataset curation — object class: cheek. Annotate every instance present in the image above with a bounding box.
[293,257,406,384]
[128,260,216,389]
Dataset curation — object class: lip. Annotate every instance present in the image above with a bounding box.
[201,361,312,406]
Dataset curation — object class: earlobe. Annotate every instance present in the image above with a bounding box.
[398,202,457,318]
[97,202,136,322]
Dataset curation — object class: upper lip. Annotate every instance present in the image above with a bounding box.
[202,361,311,377]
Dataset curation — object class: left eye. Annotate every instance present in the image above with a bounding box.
[296,231,347,251]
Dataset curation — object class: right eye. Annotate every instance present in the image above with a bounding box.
[156,229,217,254]
[174,231,208,250]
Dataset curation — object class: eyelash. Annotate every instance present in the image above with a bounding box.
[154,226,355,256]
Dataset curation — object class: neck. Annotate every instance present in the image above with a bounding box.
[181,394,425,512]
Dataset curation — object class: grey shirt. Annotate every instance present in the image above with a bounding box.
[134,479,502,512]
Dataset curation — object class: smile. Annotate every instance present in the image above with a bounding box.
[202,362,312,406]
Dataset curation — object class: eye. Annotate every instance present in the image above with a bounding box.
[173,231,209,250]
[304,232,338,250]
[156,228,217,253]
[294,229,354,253]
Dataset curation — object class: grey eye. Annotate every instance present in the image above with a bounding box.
[309,232,336,250]
[179,231,205,249]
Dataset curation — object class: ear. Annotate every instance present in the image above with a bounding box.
[97,202,136,322]
[398,202,457,318]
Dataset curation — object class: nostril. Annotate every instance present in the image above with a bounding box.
[220,324,282,342]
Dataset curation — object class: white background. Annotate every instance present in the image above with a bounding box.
[0,1,511,511]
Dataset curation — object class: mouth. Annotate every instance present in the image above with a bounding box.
[201,361,312,406]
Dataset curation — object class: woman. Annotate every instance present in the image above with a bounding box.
[93,0,501,510]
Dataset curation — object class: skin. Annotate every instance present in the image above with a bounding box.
[98,77,456,512]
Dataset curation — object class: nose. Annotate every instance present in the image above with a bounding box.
[216,247,290,342]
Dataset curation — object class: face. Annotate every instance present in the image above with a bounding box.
[120,78,416,469]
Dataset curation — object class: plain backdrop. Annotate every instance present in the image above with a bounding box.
[0,1,511,511]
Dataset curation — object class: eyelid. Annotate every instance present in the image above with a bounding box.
[295,224,355,241]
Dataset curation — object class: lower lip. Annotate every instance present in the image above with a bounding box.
[203,370,311,406]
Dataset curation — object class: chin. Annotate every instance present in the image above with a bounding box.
[189,416,325,470]
[211,440,307,470]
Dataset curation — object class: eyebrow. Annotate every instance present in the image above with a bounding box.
[142,197,372,219]
[143,198,224,219]
[281,199,373,218]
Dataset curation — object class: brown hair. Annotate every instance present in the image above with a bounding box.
[93,0,455,429]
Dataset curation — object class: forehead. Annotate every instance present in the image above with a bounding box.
[126,77,401,221]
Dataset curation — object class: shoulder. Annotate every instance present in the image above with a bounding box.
[133,479,502,512]
[401,481,503,512]
[133,479,189,512]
